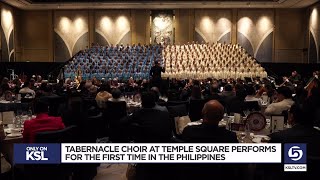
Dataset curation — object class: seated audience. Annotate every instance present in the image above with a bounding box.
[108,88,129,109]
[182,100,238,142]
[189,85,203,100]
[181,100,239,179]
[265,86,294,115]
[19,81,36,98]
[245,85,260,102]
[205,83,221,101]
[23,99,65,143]
[150,86,168,112]
[122,91,172,143]
[95,83,112,109]
[108,88,124,102]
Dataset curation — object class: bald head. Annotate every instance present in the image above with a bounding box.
[202,100,224,124]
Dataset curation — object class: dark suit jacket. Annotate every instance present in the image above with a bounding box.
[269,124,320,157]
[205,93,222,102]
[182,123,238,143]
[123,108,172,143]
[221,95,245,115]
[180,124,240,179]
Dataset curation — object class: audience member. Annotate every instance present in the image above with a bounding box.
[265,86,294,115]
[122,91,172,143]
[181,100,239,179]
[95,83,112,109]
[182,100,238,142]
[19,81,36,98]
[23,99,65,143]
[150,86,168,112]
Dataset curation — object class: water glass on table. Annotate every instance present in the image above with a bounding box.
[13,116,22,128]
[237,132,247,143]
[243,110,250,118]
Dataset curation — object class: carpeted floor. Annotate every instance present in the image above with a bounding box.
[93,164,128,180]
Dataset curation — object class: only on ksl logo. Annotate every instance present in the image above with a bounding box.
[284,144,307,172]
[14,144,61,164]
[26,146,48,161]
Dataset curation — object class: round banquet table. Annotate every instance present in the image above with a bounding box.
[0,101,30,113]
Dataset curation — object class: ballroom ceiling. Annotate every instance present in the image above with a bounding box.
[26,0,279,2]
[3,0,319,9]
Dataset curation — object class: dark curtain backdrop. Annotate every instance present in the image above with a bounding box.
[0,62,65,80]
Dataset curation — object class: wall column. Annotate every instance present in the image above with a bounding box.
[231,9,237,44]
[88,10,95,46]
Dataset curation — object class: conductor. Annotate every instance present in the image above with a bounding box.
[150,61,165,89]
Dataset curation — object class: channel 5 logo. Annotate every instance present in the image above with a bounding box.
[284,144,306,164]
[14,144,61,164]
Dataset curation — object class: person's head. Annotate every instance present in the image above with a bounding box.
[30,78,35,85]
[246,85,256,96]
[141,91,156,108]
[191,85,202,99]
[288,104,312,127]
[23,81,30,88]
[224,84,233,92]
[210,84,220,94]
[1,77,9,85]
[37,75,42,82]
[276,86,292,101]
[193,79,200,86]
[34,98,49,114]
[40,82,48,91]
[291,71,297,77]
[99,83,111,92]
[154,61,159,66]
[202,100,224,125]
[236,89,247,101]
[150,86,160,102]
[111,88,121,99]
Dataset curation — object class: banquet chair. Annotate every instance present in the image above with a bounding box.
[226,97,245,115]
[244,101,261,112]
[166,100,189,108]
[127,108,172,143]
[35,125,78,143]
[167,90,180,101]
[281,110,289,124]
[23,126,79,180]
[20,93,35,104]
[188,99,206,122]
[45,96,67,117]
[87,112,105,139]
[167,103,189,138]
[104,101,128,142]
[157,101,167,107]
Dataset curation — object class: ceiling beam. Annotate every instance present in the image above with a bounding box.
[2,0,319,10]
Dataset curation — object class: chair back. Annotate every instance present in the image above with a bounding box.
[244,101,261,111]
[105,101,127,125]
[20,93,32,99]
[28,126,78,180]
[281,110,289,124]
[87,113,105,139]
[167,90,179,101]
[83,98,98,109]
[189,99,206,121]
[35,125,78,143]
[104,101,127,142]
[46,96,66,117]
[227,97,245,115]
[129,109,172,143]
